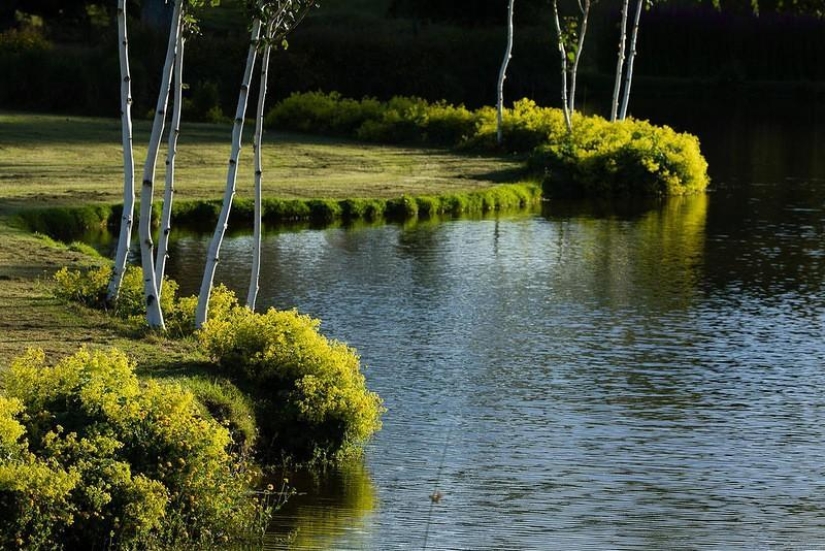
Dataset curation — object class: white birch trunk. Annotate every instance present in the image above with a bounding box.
[610,0,630,122]
[196,16,263,328]
[496,0,515,146]
[247,22,275,311]
[619,0,645,121]
[155,32,185,296]
[108,0,136,305]
[138,0,183,330]
[568,0,590,116]
[551,0,573,131]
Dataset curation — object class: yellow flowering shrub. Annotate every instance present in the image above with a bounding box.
[0,348,265,550]
[198,290,384,462]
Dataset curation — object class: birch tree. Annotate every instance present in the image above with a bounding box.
[551,0,594,131]
[567,0,592,118]
[551,0,572,131]
[496,0,515,145]
[247,19,275,311]
[196,0,318,327]
[107,0,136,306]
[138,0,185,330]
[618,0,645,120]
[155,29,185,296]
[610,0,630,121]
[195,10,262,328]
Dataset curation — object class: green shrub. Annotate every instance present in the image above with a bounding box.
[361,199,386,220]
[185,80,226,123]
[265,91,381,135]
[0,348,266,550]
[53,265,113,310]
[0,27,52,55]
[307,199,343,223]
[171,201,222,230]
[181,376,258,453]
[424,101,477,146]
[531,115,710,197]
[54,265,183,325]
[262,198,312,222]
[415,195,441,217]
[198,292,384,463]
[385,195,419,220]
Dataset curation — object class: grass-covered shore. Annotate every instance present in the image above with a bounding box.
[0,110,532,366]
[0,111,525,212]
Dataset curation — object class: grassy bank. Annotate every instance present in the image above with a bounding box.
[0,111,524,214]
[0,111,530,366]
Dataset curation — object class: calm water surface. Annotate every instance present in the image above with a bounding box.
[163,104,825,550]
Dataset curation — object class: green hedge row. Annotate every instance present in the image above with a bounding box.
[16,183,543,244]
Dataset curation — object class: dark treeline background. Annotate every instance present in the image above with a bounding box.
[1,0,823,119]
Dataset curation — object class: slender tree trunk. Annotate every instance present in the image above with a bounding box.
[155,32,185,296]
[496,0,515,145]
[619,0,644,120]
[138,0,183,330]
[551,0,573,131]
[568,0,591,116]
[196,15,263,328]
[247,21,274,311]
[108,0,136,305]
[610,0,630,122]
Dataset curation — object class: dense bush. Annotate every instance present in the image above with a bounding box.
[267,92,478,146]
[530,114,710,197]
[53,265,188,329]
[52,267,384,463]
[0,27,52,54]
[198,289,384,463]
[0,348,267,550]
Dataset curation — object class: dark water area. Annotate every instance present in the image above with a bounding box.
[147,100,825,550]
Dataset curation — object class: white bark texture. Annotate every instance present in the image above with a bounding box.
[138,0,184,330]
[196,16,263,328]
[496,0,515,145]
[610,0,630,121]
[108,0,136,305]
[155,33,185,296]
[551,0,572,131]
[619,0,644,120]
[247,22,275,311]
[568,0,591,116]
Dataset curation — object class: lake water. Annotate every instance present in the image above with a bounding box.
[160,101,825,550]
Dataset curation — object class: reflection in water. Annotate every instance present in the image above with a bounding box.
[159,172,825,548]
[266,462,376,550]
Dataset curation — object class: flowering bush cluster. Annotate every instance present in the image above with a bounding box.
[0,348,266,550]
[52,268,385,464]
[198,289,384,463]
